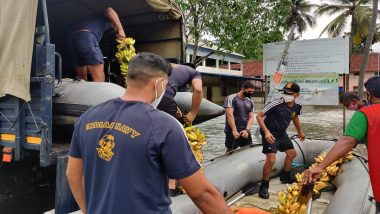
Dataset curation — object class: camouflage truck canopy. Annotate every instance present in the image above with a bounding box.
[0,0,38,101]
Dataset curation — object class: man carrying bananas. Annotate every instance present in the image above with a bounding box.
[303,76,380,214]
[66,7,125,82]
[224,81,255,153]
[156,63,203,196]
[66,53,232,214]
[157,63,203,124]
[256,82,305,199]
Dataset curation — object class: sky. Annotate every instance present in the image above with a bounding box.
[300,0,380,52]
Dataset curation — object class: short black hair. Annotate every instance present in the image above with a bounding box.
[339,92,360,104]
[364,76,380,98]
[127,52,172,82]
[241,80,254,90]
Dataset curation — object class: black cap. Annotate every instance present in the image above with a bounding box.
[283,82,300,94]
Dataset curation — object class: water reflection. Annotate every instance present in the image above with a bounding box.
[197,102,358,161]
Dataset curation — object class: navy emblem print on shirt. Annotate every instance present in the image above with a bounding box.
[97,134,115,161]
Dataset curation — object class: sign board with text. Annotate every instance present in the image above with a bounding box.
[263,37,349,75]
[271,72,340,105]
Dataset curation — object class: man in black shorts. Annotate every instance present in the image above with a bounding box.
[256,82,305,199]
[224,81,255,152]
[157,63,203,124]
[67,7,125,81]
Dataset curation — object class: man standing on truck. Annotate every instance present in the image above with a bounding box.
[256,82,305,199]
[66,52,232,214]
[157,63,203,124]
[67,7,125,82]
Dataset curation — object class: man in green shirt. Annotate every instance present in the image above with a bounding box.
[303,76,380,213]
[343,110,367,145]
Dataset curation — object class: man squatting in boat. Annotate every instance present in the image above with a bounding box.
[66,52,232,214]
[303,76,380,214]
[66,7,125,82]
[256,82,306,199]
[224,81,255,153]
[156,63,203,196]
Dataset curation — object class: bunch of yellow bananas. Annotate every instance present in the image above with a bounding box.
[184,125,207,164]
[277,182,304,214]
[276,150,355,214]
[115,37,136,85]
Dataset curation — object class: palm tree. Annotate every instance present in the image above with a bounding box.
[267,0,316,102]
[285,0,317,36]
[358,0,378,98]
[315,0,372,91]
[277,0,316,70]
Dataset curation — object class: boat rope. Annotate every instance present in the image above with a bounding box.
[291,135,306,164]
[355,153,369,173]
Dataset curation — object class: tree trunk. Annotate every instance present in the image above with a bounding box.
[358,0,378,98]
[195,50,216,66]
[347,13,357,91]
[276,23,297,70]
[265,22,297,103]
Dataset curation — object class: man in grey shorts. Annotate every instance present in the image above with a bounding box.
[67,7,125,82]
[224,81,255,153]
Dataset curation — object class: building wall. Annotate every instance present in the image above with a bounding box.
[339,73,377,91]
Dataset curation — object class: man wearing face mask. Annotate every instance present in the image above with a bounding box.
[66,52,232,214]
[224,81,255,153]
[256,82,305,199]
[340,91,369,111]
[303,76,380,213]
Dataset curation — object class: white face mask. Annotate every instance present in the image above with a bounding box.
[283,94,295,103]
[151,79,165,108]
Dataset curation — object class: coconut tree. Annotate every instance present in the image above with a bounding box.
[358,0,378,98]
[285,0,317,36]
[315,0,373,91]
[267,0,316,102]
[277,0,316,70]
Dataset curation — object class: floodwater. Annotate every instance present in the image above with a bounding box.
[197,102,366,161]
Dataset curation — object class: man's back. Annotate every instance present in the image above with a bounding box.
[71,13,112,40]
[164,65,202,98]
[69,98,200,214]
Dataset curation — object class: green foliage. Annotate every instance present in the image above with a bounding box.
[177,0,294,60]
[315,0,378,48]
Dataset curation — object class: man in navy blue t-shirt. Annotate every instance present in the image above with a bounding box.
[224,81,255,152]
[256,82,305,199]
[67,7,125,82]
[66,52,232,214]
[157,63,203,124]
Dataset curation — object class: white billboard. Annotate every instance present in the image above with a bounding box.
[263,37,349,75]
